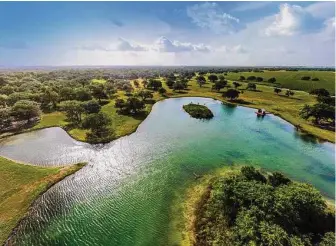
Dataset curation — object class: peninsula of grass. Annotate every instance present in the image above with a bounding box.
[183,103,214,119]
[181,166,335,246]
[0,157,86,244]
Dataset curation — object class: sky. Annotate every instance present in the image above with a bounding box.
[0,1,335,67]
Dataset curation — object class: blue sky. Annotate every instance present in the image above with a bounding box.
[0,1,334,66]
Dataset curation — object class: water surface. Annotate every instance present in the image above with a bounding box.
[1,97,334,246]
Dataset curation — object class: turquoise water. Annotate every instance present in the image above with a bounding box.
[0,97,334,246]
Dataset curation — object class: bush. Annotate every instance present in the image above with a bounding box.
[83,100,101,114]
[268,77,276,83]
[301,76,311,80]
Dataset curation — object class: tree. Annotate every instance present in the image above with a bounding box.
[41,89,59,110]
[158,87,166,95]
[268,172,291,187]
[115,98,126,109]
[166,78,175,88]
[218,75,225,82]
[0,108,11,130]
[83,100,101,114]
[59,100,84,124]
[0,77,7,86]
[317,96,335,106]
[285,90,295,97]
[125,97,145,114]
[82,112,114,143]
[90,84,108,102]
[212,80,227,92]
[241,166,267,183]
[147,79,162,91]
[319,232,335,246]
[239,76,245,81]
[300,103,335,124]
[137,90,153,101]
[11,100,41,123]
[274,88,282,94]
[233,81,241,89]
[268,77,277,83]
[256,77,263,82]
[301,76,311,80]
[312,77,319,81]
[173,81,185,92]
[247,83,257,91]
[82,111,111,130]
[223,89,240,100]
[208,74,218,83]
[77,76,91,87]
[75,88,92,101]
[60,87,75,101]
[310,88,330,97]
[0,85,14,95]
[0,94,8,108]
[196,76,206,87]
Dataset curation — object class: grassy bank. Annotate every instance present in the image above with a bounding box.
[0,157,86,244]
[1,75,334,143]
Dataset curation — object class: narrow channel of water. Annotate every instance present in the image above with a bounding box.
[1,97,334,246]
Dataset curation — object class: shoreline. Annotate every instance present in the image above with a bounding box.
[1,158,86,245]
[0,95,334,144]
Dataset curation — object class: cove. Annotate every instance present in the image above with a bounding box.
[0,97,334,246]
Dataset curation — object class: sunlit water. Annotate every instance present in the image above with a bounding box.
[0,97,334,246]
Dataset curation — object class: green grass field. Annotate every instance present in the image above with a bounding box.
[224,70,335,94]
[0,157,85,244]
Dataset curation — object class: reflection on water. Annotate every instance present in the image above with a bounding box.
[0,97,334,246]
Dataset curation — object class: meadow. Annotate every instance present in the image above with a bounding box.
[224,70,335,93]
[0,156,85,243]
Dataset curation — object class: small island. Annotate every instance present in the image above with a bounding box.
[183,103,214,119]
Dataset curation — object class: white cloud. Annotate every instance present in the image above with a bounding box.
[265,3,306,36]
[154,36,210,53]
[186,2,240,34]
[305,2,335,19]
[232,2,272,12]
[116,38,148,52]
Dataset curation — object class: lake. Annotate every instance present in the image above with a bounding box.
[0,97,334,246]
